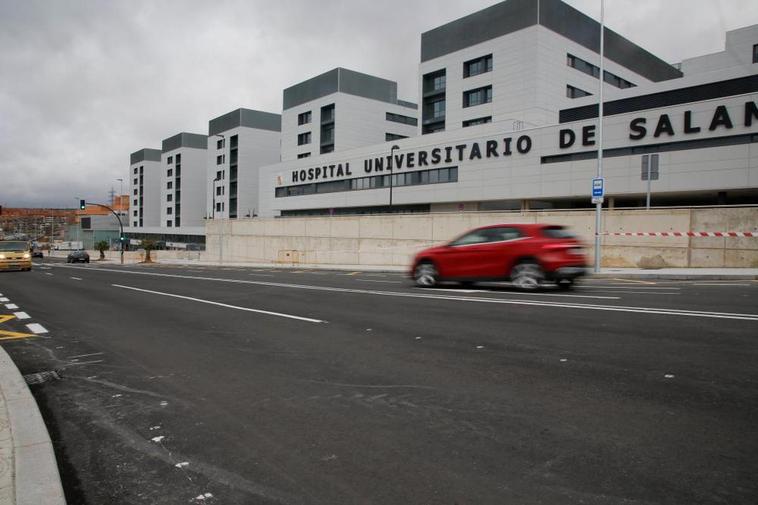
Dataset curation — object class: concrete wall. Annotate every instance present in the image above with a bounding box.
[204,207,758,268]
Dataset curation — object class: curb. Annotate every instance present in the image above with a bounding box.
[0,347,66,505]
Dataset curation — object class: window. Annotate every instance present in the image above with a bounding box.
[167,194,172,202]
[216,170,223,180]
[167,207,173,215]
[175,153,181,163]
[386,133,408,141]
[298,111,312,125]
[754,44,758,63]
[167,156,173,164]
[174,217,180,227]
[297,132,311,145]
[463,54,493,78]
[216,186,223,196]
[321,144,334,154]
[216,154,225,165]
[133,189,138,195]
[567,53,636,89]
[297,152,311,159]
[167,181,173,189]
[216,202,222,212]
[429,98,445,119]
[167,169,173,177]
[463,86,492,107]
[462,116,492,127]
[566,85,593,99]
[133,210,138,217]
[423,69,446,94]
[386,112,418,126]
[133,199,138,206]
[217,138,225,149]
[133,177,138,184]
[133,167,138,174]
[133,221,138,227]
[139,166,143,174]
[321,104,335,124]
[167,221,172,227]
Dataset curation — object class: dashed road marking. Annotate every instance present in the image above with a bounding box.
[0,297,8,302]
[4,304,18,310]
[13,312,30,320]
[44,272,54,276]
[355,279,402,284]
[26,323,48,334]
[70,277,83,281]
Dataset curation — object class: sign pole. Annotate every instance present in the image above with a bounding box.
[593,0,605,274]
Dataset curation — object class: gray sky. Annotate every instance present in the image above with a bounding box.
[1,0,756,208]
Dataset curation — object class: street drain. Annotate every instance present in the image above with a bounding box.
[23,370,62,385]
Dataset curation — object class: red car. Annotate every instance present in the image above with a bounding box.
[410,224,587,290]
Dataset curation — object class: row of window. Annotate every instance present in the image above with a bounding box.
[166,153,182,165]
[275,166,457,198]
[566,53,636,89]
[462,116,491,127]
[386,112,418,126]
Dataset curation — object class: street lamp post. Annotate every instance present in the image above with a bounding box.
[389,144,399,211]
[593,0,605,274]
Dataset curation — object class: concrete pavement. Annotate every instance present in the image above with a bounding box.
[0,346,65,505]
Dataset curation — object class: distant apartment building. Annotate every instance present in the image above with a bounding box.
[160,133,207,229]
[207,108,281,220]
[281,68,418,161]
[128,148,162,229]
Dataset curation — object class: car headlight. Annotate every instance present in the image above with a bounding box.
[23,253,31,259]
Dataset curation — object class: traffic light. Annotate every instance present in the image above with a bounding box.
[79,199,86,210]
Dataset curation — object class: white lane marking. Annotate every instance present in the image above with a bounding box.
[609,278,658,285]
[579,285,680,291]
[26,323,48,334]
[692,283,751,287]
[13,312,30,320]
[248,273,275,277]
[112,284,326,324]
[66,352,105,359]
[355,279,402,284]
[5,304,19,310]
[175,462,189,468]
[579,290,680,296]
[52,264,758,322]
[70,276,83,281]
[151,435,165,443]
[425,287,619,300]
[0,297,8,302]
[62,360,104,367]
[45,272,54,276]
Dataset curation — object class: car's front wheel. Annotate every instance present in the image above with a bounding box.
[511,261,544,291]
[414,262,438,288]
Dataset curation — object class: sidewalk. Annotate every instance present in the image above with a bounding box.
[0,347,65,505]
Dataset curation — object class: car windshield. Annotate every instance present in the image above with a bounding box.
[541,226,575,239]
[0,241,30,252]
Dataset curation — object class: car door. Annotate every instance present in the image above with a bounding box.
[438,228,492,278]
[478,226,527,278]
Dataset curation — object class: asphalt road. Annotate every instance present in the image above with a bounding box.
[0,258,756,504]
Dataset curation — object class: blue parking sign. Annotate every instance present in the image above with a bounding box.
[592,178,604,198]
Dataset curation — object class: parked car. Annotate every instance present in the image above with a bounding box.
[31,246,44,258]
[0,241,32,271]
[410,224,588,290]
[67,250,90,263]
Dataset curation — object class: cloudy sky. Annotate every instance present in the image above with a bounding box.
[1,0,756,208]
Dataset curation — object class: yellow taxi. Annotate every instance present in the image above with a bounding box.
[0,241,33,271]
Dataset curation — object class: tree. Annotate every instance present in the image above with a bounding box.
[142,239,156,263]
[95,240,109,260]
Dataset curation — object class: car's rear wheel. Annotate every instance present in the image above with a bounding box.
[511,261,544,291]
[414,262,438,288]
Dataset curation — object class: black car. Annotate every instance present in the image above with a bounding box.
[67,250,90,263]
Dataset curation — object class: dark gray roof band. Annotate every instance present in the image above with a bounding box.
[130,148,162,165]
[208,108,282,136]
[161,132,208,153]
[283,68,408,110]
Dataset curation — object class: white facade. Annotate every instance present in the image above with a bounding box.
[281,68,417,162]
[206,109,281,220]
[127,149,161,230]
[419,24,660,135]
[260,92,758,217]
[160,133,208,230]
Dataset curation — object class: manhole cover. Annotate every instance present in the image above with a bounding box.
[23,370,61,385]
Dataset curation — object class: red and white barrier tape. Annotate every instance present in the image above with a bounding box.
[600,231,756,237]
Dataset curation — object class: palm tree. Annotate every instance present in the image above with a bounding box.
[95,240,109,260]
[142,239,156,263]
